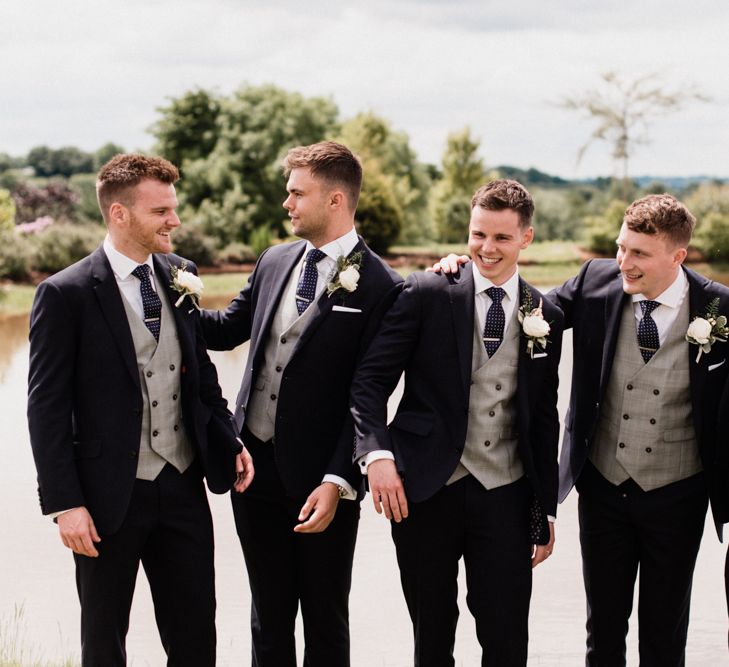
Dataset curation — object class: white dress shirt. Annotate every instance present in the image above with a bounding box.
[631,268,688,344]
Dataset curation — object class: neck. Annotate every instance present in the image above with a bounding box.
[307,219,355,249]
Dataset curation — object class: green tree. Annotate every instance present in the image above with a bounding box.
[93,142,126,170]
[355,163,403,254]
[430,128,485,242]
[27,145,94,177]
[153,84,338,246]
[152,89,221,169]
[339,112,431,244]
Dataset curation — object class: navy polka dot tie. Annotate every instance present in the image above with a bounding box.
[132,264,162,341]
[637,300,661,363]
[483,287,506,357]
[296,248,327,316]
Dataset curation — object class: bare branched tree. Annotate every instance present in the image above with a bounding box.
[560,71,709,183]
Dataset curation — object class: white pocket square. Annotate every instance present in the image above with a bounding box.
[532,352,548,359]
[332,305,362,313]
[708,360,726,371]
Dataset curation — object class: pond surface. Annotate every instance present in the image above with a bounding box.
[1,313,726,666]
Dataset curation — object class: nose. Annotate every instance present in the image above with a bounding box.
[283,193,294,211]
[169,211,181,228]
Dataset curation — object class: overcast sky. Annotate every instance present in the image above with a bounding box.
[2,0,728,179]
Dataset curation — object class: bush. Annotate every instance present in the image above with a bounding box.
[0,230,34,280]
[582,200,626,255]
[248,225,273,259]
[171,223,217,266]
[32,224,105,274]
[219,241,257,264]
[356,170,403,254]
[694,212,729,262]
[0,188,16,232]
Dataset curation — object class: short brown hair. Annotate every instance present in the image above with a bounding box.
[623,194,695,247]
[471,179,535,229]
[96,153,179,223]
[282,141,362,211]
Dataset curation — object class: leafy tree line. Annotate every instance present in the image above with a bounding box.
[1,83,728,282]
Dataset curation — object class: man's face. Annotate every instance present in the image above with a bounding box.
[468,206,533,285]
[615,223,686,299]
[283,167,331,245]
[115,179,180,261]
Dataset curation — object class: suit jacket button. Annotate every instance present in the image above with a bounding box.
[130,450,137,458]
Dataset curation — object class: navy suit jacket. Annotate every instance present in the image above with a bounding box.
[549,259,729,537]
[27,246,242,535]
[200,237,403,499]
[350,263,564,537]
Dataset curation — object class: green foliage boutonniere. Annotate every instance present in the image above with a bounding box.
[327,251,363,298]
[685,297,728,363]
[517,286,551,358]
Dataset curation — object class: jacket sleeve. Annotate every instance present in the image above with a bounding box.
[546,259,593,331]
[27,281,86,514]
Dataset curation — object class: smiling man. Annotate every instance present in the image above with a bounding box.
[350,179,563,666]
[27,153,253,666]
[551,194,729,666]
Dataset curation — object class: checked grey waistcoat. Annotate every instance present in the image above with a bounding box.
[245,260,321,443]
[590,295,701,490]
[447,305,524,489]
[121,283,194,480]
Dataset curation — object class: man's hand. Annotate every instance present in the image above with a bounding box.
[233,447,255,493]
[531,522,555,569]
[58,506,100,557]
[294,482,340,534]
[368,459,408,522]
[427,253,469,274]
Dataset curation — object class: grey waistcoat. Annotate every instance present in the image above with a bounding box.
[245,261,320,443]
[590,296,701,490]
[121,284,194,480]
[448,307,524,489]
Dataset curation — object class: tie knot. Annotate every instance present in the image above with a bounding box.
[486,287,505,304]
[132,264,151,281]
[306,248,327,265]
[640,300,660,316]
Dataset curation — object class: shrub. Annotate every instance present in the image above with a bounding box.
[356,170,403,254]
[0,188,16,232]
[248,225,273,259]
[32,224,105,274]
[0,230,34,280]
[582,200,626,256]
[694,212,729,262]
[219,241,257,264]
[171,223,217,266]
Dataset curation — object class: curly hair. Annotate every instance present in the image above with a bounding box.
[471,179,535,229]
[623,194,695,247]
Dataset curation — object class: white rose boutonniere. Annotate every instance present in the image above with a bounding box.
[170,262,204,310]
[685,297,728,362]
[517,286,551,358]
[327,251,363,298]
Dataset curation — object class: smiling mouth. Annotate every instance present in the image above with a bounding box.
[480,257,501,265]
[623,272,642,280]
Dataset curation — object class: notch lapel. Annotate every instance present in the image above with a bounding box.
[686,268,712,440]
[90,247,140,389]
[449,263,475,401]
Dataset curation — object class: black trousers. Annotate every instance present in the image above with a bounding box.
[391,475,533,667]
[577,463,708,667]
[231,431,360,667]
[74,462,216,667]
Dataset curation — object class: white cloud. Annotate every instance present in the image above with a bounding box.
[1,0,727,178]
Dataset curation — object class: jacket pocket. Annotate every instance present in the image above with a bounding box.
[663,427,695,442]
[389,411,434,437]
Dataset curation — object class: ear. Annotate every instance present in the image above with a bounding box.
[328,190,345,210]
[108,201,128,227]
[520,226,534,249]
[674,246,688,265]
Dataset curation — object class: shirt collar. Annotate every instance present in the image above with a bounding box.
[631,267,686,309]
[304,227,359,262]
[471,261,520,303]
[103,235,153,280]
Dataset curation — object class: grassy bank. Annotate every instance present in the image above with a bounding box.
[0,606,77,667]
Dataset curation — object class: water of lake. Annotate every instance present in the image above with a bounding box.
[1,313,726,666]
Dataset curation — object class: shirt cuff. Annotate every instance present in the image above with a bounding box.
[48,507,81,520]
[357,449,395,474]
[547,515,556,523]
[322,475,356,501]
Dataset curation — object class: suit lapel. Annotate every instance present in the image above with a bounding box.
[516,278,535,423]
[449,263,475,400]
[599,277,628,398]
[259,241,306,345]
[153,255,195,361]
[686,267,712,439]
[90,246,140,389]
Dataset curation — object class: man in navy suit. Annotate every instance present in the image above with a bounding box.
[350,179,563,666]
[435,193,729,665]
[27,154,253,666]
[200,141,402,666]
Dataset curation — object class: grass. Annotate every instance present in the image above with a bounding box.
[0,605,78,667]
